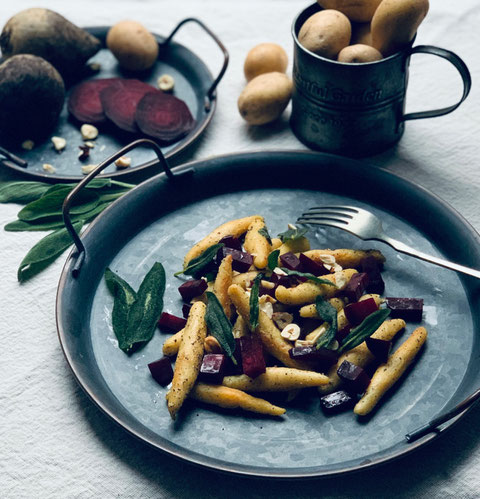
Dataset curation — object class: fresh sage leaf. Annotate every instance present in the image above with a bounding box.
[280,268,337,287]
[315,296,338,349]
[175,243,224,277]
[17,221,84,282]
[249,273,264,330]
[338,308,391,354]
[267,249,280,272]
[104,268,137,351]
[277,226,308,243]
[0,181,51,204]
[121,262,166,354]
[205,291,236,362]
[258,226,272,245]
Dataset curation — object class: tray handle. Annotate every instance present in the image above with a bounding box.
[62,139,174,277]
[162,17,229,111]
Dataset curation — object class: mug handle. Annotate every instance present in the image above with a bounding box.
[403,45,471,121]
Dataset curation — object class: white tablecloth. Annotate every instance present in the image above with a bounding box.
[2,1,480,497]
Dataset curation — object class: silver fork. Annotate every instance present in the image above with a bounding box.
[297,205,480,279]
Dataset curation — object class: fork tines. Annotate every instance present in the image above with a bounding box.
[297,205,359,225]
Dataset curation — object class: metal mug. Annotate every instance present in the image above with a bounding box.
[290,3,472,157]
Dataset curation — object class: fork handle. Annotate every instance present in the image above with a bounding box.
[380,235,480,280]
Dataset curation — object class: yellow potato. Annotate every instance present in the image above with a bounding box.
[317,0,383,22]
[214,254,233,318]
[243,216,272,269]
[271,238,283,250]
[238,72,293,125]
[298,10,351,59]
[338,44,382,63]
[371,0,429,56]
[351,22,372,45]
[106,20,158,71]
[244,43,288,81]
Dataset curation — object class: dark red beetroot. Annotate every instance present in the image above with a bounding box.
[219,235,243,251]
[336,324,351,344]
[135,90,195,143]
[270,270,293,288]
[366,337,392,363]
[157,312,187,332]
[385,297,424,322]
[344,297,378,326]
[100,79,157,132]
[337,360,370,394]
[178,279,208,301]
[239,336,266,379]
[217,247,253,273]
[199,354,226,384]
[320,390,355,414]
[299,253,330,276]
[68,78,122,124]
[343,272,369,303]
[148,357,174,386]
[280,252,303,272]
[360,256,385,294]
[182,303,192,319]
[289,345,338,371]
[225,338,243,375]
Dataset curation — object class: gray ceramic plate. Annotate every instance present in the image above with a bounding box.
[56,151,480,478]
[0,21,227,182]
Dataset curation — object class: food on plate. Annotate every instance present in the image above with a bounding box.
[237,72,293,125]
[337,44,382,63]
[80,124,99,141]
[350,22,372,45]
[0,54,65,142]
[243,43,288,81]
[243,216,272,268]
[316,0,383,22]
[371,0,429,56]
[157,74,175,92]
[0,8,101,82]
[297,10,351,59]
[106,20,159,71]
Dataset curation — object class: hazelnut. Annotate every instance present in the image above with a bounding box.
[42,163,56,173]
[51,136,66,152]
[81,164,97,175]
[280,323,301,341]
[157,74,175,92]
[81,124,99,140]
[272,312,293,330]
[84,141,96,149]
[115,156,132,169]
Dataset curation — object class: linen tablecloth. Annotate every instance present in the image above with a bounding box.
[2,0,480,497]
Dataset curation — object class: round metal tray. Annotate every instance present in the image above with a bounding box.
[56,150,480,478]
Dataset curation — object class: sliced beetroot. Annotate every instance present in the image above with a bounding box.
[219,235,243,251]
[366,337,392,363]
[385,297,424,322]
[100,79,157,132]
[299,253,329,276]
[157,312,187,332]
[135,90,195,143]
[148,357,174,386]
[182,303,192,319]
[199,354,226,384]
[343,272,369,303]
[178,279,208,301]
[68,78,122,124]
[360,256,385,294]
[289,345,338,371]
[239,336,266,379]
[217,247,253,273]
[270,270,293,288]
[337,360,370,394]
[344,297,379,326]
[320,390,355,414]
[280,252,303,272]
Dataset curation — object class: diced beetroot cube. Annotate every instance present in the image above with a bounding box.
[219,235,242,251]
[344,297,378,326]
[289,345,338,371]
[385,297,424,322]
[360,256,384,294]
[279,252,303,272]
[259,285,276,298]
[337,360,370,394]
[217,247,253,273]
[365,337,392,363]
[320,390,355,414]
[182,303,192,319]
[336,324,351,344]
[199,354,226,384]
[148,357,174,386]
[225,338,243,375]
[343,272,369,303]
[178,279,207,301]
[239,336,266,379]
[157,312,187,332]
[270,271,293,288]
[299,253,330,276]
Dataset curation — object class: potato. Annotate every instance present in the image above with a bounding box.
[107,20,159,71]
[317,1,382,22]
[351,22,372,45]
[371,0,429,56]
[338,44,382,63]
[244,43,288,81]
[298,10,351,59]
[238,72,292,125]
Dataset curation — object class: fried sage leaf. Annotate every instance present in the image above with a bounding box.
[277,226,308,243]
[17,221,84,282]
[267,249,280,271]
[315,296,338,349]
[249,273,264,330]
[280,268,337,286]
[258,226,272,245]
[175,243,224,277]
[0,181,51,204]
[205,291,236,362]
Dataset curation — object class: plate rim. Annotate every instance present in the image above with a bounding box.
[55,149,480,478]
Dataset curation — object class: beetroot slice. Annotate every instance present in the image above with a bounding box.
[100,79,157,133]
[135,90,196,143]
[67,78,122,124]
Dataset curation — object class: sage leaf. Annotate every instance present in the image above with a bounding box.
[338,308,391,354]
[104,268,137,350]
[175,243,224,277]
[205,292,236,362]
[0,181,50,204]
[277,226,308,243]
[258,226,272,245]
[280,268,337,287]
[17,221,84,282]
[121,262,166,353]
[314,296,338,349]
[249,273,264,330]
[267,249,280,271]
